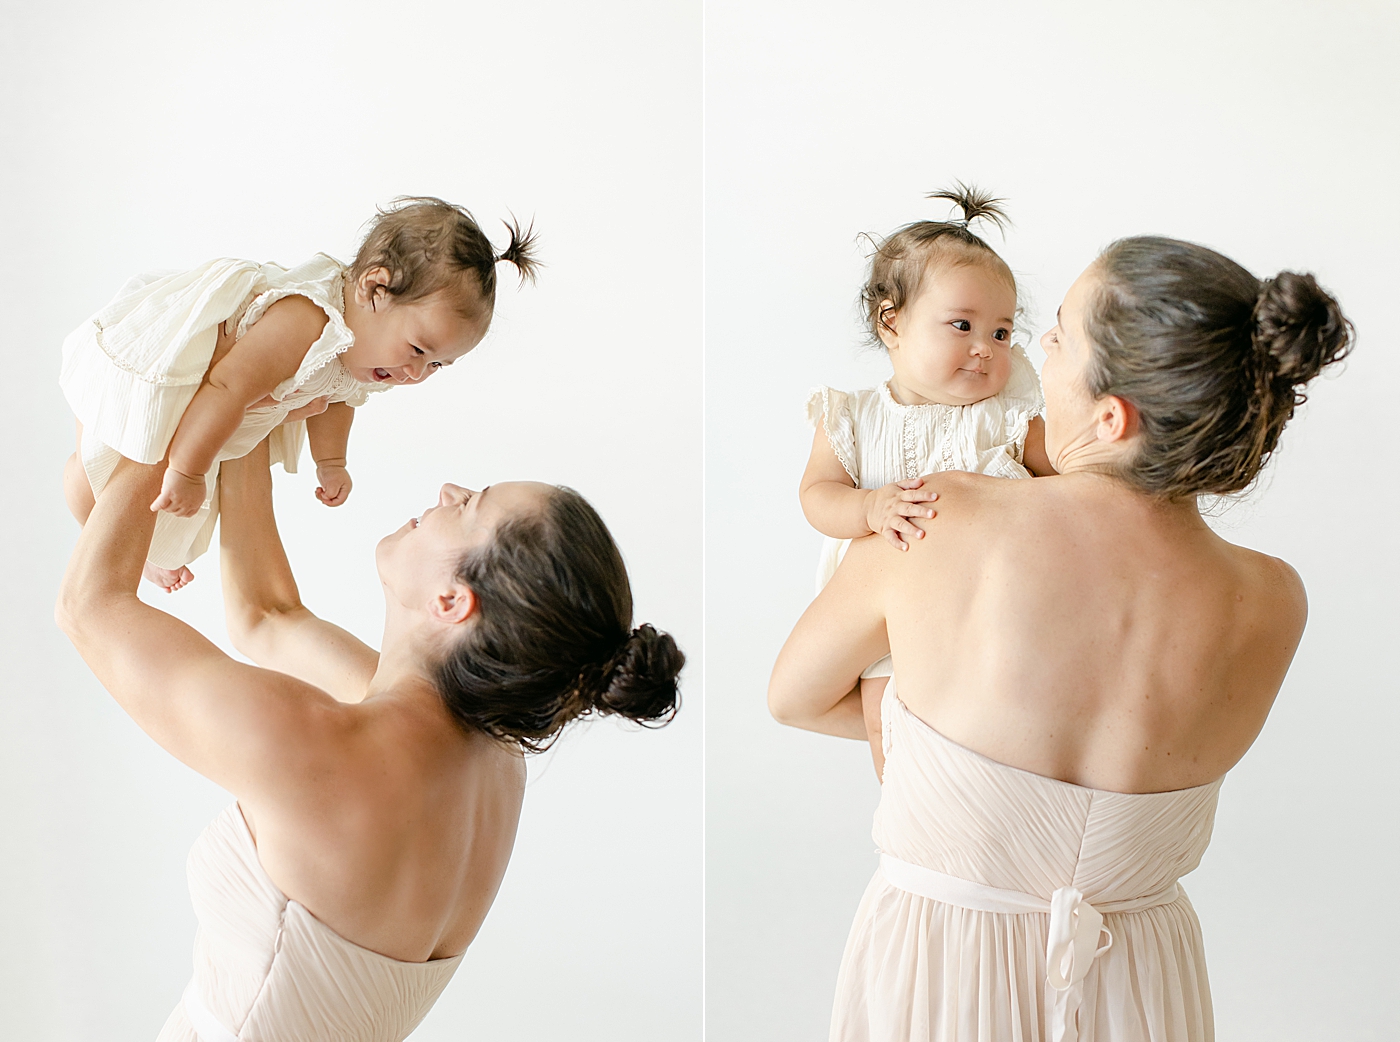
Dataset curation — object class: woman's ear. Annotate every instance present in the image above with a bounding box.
[1093,394,1139,445]
[429,583,478,626]
[877,300,900,350]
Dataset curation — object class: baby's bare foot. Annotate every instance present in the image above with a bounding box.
[143,561,194,593]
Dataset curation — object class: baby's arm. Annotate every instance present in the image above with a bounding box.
[153,298,329,516]
[799,426,937,550]
[307,402,355,507]
[1022,416,1056,477]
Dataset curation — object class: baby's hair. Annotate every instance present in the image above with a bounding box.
[348,196,540,322]
[859,182,1015,347]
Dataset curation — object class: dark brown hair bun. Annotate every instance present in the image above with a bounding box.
[433,488,683,752]
[1252,271,1352,394]
[1086,236,1354,499]
[589,623,685,724]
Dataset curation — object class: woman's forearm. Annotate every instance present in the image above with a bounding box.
[57,458,162,629]
[218,440,305,632]
[770,685,867,740]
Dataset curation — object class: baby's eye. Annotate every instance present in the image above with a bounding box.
[412,346,425,356]
[430,361,443,369]
[993,328,1009,341]
[952,320,971,332]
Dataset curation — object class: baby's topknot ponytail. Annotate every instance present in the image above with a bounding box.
[926,181,1010,235]
[495,216,541,285]
[859,181,1017,347]
[349,196,539,322]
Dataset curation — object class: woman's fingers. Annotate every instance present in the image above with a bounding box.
[282,396,330,424]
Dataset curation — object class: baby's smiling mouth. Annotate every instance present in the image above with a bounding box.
[373,367,393,381]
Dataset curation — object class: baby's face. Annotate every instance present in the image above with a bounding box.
[341,273,490,387]
[880,263,1016,407]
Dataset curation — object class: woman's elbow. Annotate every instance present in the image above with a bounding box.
[225,608,268,661]
[767,679,804,728]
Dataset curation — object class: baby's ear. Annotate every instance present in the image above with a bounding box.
[876,300,900,348]
[355,267,394,310]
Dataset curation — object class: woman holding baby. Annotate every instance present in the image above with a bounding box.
[771,230,1351,1042]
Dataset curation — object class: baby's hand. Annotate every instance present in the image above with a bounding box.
[865,478,939,550]
[315,461,352,507]
[150,468,207,517]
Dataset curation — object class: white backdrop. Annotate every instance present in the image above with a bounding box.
[0,2,700,1040]
[704,2,1398,1040]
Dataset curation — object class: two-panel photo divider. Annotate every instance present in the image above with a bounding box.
[1,2,1394,1040]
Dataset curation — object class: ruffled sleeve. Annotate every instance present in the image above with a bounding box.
[234,254,357,402]
[996,343,1044,465]
[806,386,859,485]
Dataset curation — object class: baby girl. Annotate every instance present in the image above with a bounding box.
[800,185,1053,774]
[61,196,536,591]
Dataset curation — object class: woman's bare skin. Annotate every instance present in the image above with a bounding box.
[57,439,527,960]
[770,266,1308,794]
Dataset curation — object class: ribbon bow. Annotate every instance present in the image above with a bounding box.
[1045,886,1114,1042]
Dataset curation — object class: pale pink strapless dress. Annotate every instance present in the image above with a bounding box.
[831,679,1222,1042]
[155,804,462,1042]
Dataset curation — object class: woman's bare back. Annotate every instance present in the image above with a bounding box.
[243,699,526,963]
[877,470,1307,793]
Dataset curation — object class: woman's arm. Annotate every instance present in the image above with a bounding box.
[153,297,329,515]
[769,534,895,739]
[55,456,347,799]
[218,439,379,703]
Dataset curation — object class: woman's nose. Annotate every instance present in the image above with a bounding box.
[439,482,472,505]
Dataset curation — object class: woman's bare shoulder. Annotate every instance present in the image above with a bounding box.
[1224,541,1309,639]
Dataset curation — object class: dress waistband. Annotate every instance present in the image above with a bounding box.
[182,979,240,1042]
[878,854,1182,1042]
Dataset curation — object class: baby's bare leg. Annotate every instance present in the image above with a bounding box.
[68,419,194,593]
[860,676,889,781]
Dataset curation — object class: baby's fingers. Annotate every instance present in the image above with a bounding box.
[898,487,939,504]
[896,477,924,490]
[884,518,925,548]
[895,500,938,519]
[149,492,171,513]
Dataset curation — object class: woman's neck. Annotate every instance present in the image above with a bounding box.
[364,606,450,705]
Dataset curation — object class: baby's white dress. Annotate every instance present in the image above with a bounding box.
[806,344,1043,675]
[60,254,385,569]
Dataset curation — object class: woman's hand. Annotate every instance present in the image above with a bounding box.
[150,466,207,516]
[865,479,939,550]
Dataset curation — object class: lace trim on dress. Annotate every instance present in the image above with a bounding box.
[234,256,358,402]
[806,387,859,484]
